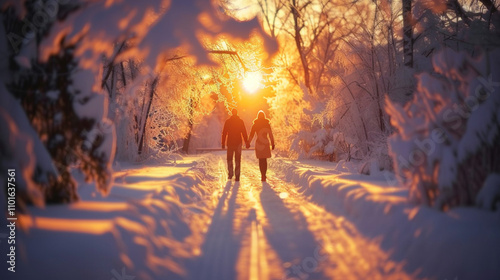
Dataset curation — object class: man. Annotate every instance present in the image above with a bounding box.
[221,108,249,181]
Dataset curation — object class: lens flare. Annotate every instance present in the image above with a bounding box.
[242,71,263,94]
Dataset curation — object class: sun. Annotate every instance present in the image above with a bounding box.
[242,71,263,94]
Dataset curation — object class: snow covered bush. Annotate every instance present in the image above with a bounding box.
[290,129,329,160]
[290,128,354,161]
[1,2,115,204]
[0,87,49,209]
[386,48,500,210]
[8,41,114,203]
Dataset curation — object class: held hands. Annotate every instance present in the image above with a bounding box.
[246,142,250,149]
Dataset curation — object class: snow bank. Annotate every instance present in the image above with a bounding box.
[9,155,220,280]
[271,157,500,280]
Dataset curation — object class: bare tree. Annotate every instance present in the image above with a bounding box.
[256,0,289,39]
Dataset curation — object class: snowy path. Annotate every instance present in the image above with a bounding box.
[10,151,499,280]
[191,151,414,280]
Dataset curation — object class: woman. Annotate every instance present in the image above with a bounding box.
[248,110,275,182]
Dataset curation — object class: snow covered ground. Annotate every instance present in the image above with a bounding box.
[3,155,220,280]
[271,158,500,279]
[2,151,499,280]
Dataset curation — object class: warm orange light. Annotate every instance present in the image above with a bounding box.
[242,71,263,94]
[19,215,112,235]
[69,201,129,212]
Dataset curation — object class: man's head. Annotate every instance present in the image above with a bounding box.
[231,108,238,116]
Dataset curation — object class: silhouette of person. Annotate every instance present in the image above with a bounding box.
[248,110,274,182]
[221,108,249,181]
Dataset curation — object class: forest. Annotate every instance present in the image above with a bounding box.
[2,0,499,209]
[0,0,499,279]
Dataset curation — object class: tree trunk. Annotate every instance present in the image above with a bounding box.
[291,0,312,93]
[182,121,193,154]
[478,0,500,31]
[120,61,127,87]
[138,77,158,155]
[182,97,195,154]
[403,0,413,68]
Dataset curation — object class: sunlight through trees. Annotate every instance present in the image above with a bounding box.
[242,71,264,93]
[1,0,499,209]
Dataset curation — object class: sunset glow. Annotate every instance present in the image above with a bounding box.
[4,0,499,278]
[242,71,263,93]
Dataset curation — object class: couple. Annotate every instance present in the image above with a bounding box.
[221,109,275,182]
